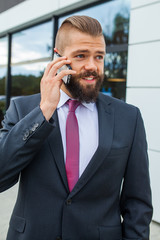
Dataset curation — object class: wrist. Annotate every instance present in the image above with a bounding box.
[40,103,56,121]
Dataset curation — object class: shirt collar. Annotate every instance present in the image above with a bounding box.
[57,89,95,111]
[57,90,70,109]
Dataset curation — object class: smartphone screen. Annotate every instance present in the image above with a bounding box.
[53,52,72,84]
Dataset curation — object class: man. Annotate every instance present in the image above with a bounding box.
[0,15,152,240]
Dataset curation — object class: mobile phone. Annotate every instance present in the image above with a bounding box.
[53,51,72,84]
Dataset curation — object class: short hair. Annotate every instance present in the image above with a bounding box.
[55,15,103,53]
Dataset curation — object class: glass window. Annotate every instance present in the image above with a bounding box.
[59,0,130,100]
[12,21,53,64]
[11,20,53,99]
[11,61,49,97]
[0,37,8,127]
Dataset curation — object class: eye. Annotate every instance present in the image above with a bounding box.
[75,54,85,59]
[96,55,104,60]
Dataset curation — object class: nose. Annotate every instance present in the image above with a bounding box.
[84,58,97,72]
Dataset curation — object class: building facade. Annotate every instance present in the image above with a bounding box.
[126,0,160,223]
[0,0,159,223]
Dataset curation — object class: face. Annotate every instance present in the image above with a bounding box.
[60,29,106,102]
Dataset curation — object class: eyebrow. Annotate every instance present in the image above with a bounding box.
[71,49,106,55]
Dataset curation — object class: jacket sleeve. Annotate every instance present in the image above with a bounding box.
[0,99,55,192]
[120,108,153,240]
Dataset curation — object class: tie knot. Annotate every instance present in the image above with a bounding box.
[68,99,80,112]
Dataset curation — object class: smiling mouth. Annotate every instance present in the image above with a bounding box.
[82,77,96,81]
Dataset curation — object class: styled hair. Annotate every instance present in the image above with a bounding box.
[55,15,103,53]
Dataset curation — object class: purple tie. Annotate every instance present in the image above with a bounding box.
[66,100,80,192]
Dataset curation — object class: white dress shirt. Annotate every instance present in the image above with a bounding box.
[57,90,99,177]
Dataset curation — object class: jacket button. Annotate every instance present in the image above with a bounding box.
[66,199,72,205]
[31,123,39,131]
[34,123,39,128]
[23,130,29,140]
[25,130,29,137]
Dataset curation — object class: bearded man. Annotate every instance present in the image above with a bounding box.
[0,15,152,240]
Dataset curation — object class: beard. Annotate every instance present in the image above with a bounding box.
[65,71,104,103]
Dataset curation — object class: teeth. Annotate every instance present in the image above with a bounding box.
[84,77,93,80]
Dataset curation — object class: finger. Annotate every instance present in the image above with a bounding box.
[44,56,67,77]
[55,69,76,81]
[42,59,72,83]
[47,59,72,78]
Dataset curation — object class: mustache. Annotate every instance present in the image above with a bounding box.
[75,71,99,79]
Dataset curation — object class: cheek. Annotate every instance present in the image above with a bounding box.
[71,62,83,72]
[99,65,104,73]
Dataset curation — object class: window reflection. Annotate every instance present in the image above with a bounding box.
[102,51,127,101]
[0,37,8,127]
[59,0,130,100]
[12,21,53,64]
[0,36,8,65]
[11,62,48,97]
[10,20,53,108]
[0,69,6,126]
[0,68,6,95]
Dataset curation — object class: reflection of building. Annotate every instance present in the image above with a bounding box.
[0,0,159,224]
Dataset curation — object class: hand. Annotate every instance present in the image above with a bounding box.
[40,56,76,121]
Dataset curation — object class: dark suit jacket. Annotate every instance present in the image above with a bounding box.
[0,93,152,240]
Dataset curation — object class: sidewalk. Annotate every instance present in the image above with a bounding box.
[0,184,160,240]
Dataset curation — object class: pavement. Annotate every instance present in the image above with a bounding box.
[0,183,160,240]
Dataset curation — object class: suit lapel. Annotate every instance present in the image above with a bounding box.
[69,94,114,198]
[47,94,114,196]
[47,110,69,192]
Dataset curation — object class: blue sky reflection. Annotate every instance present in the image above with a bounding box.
[11,21,53,64]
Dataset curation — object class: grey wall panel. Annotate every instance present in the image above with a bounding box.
[0,0,26,14]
